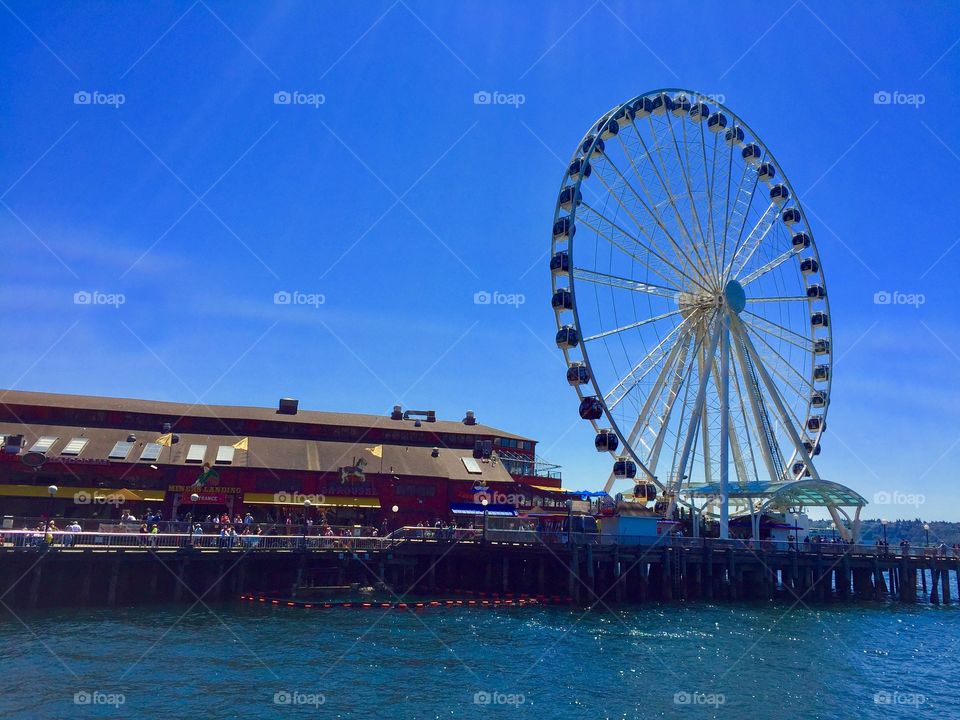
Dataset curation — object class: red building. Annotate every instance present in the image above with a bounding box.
[0,390,561,528]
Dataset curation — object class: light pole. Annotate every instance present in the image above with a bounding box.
[923,522,930,548]
[481,496,489,543]
[303,499,312,549]
[47,484,58,523]
[190,493,199,546]
[881,518,888,548]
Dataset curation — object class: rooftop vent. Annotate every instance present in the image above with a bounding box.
[431,447,440,458]
[126,433,137,443]
[278,398,299,415]
[463,410,476,426]
[3,434,23,454]
[391,405,403,420]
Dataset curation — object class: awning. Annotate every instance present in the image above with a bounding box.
[684,479,867,508]
[527,484,569,494]
[0,485,162,501]
[243,493,380,509]
[525,485,607,498]
[450,502,517,517]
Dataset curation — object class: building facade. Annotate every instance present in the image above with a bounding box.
[0,390,561,529]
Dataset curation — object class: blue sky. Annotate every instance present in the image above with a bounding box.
[1,1,959,519]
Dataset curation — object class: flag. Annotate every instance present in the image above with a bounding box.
[365,445,383,458]
[232,437,249,451]
[155,433,173,447]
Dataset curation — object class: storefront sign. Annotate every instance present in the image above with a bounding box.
[168,485,241,494]
[180,492,227,505]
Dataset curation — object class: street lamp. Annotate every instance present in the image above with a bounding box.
[923,522,930,548]
[47,485,58,523]
[881,518,888,547]
[480,496,489,542]
[189,493,199,546]
[303,499,312,549]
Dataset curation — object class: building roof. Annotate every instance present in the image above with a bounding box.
[0,389,533,442]
[0,421,516,483]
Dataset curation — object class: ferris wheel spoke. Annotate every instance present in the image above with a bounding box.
[582,308,682,343]
[575,211,688,290]
[696,122,723,268]
[603,327,694,493]
[579,202,712,292]
[594,152,714,289]
[604,314,694,411]
[644,116,717,283]
[726,202,780,280]
[746,295,811,303]
[739,246,802,286]
[664,112,717,280]
[572,267,679,298]
[723,167,763,284]
[720,141,752,276]
[745,325,817,394]
[741,311,813,352]
[627,119,717,285]
[697,343,714,485]
[587,161,676,263]
[613,132,700,276]
[647,332,696,476]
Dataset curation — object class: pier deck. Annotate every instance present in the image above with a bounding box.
[1,529,957,609]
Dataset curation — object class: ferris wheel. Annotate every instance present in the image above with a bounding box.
[550,89,832,529]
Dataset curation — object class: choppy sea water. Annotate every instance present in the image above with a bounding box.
[0,601,956,719]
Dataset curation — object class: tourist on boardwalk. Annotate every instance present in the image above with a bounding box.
[64,520,81,546]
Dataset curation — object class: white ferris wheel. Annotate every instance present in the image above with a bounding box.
[551,89,835,537]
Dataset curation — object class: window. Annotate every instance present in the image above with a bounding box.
[185,444,207,463]
[61,438,89,456]
[461,457,482,474]
[215,446,235,465]
[139,443,164,462]
[28,436,58,453]
[108,441,134,460]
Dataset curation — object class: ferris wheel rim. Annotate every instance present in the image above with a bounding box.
[551,88,833,497]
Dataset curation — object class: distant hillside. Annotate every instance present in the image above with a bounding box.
[812,518,960,545]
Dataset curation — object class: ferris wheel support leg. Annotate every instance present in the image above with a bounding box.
[667,316,722,518]
[733,317,821,479]
[719,313,731,540]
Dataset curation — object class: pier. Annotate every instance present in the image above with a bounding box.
[1,528,957,609]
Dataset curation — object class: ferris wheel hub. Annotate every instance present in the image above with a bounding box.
[723,280,746,314]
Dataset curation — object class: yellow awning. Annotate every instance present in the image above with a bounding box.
[527,484,571,494]
[243,493,381,509]
[0,484,57,498]
[0,485,163,501]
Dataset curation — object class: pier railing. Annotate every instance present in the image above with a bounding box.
[1,527,956,560]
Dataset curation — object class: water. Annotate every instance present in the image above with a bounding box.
[0,601,956,719]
